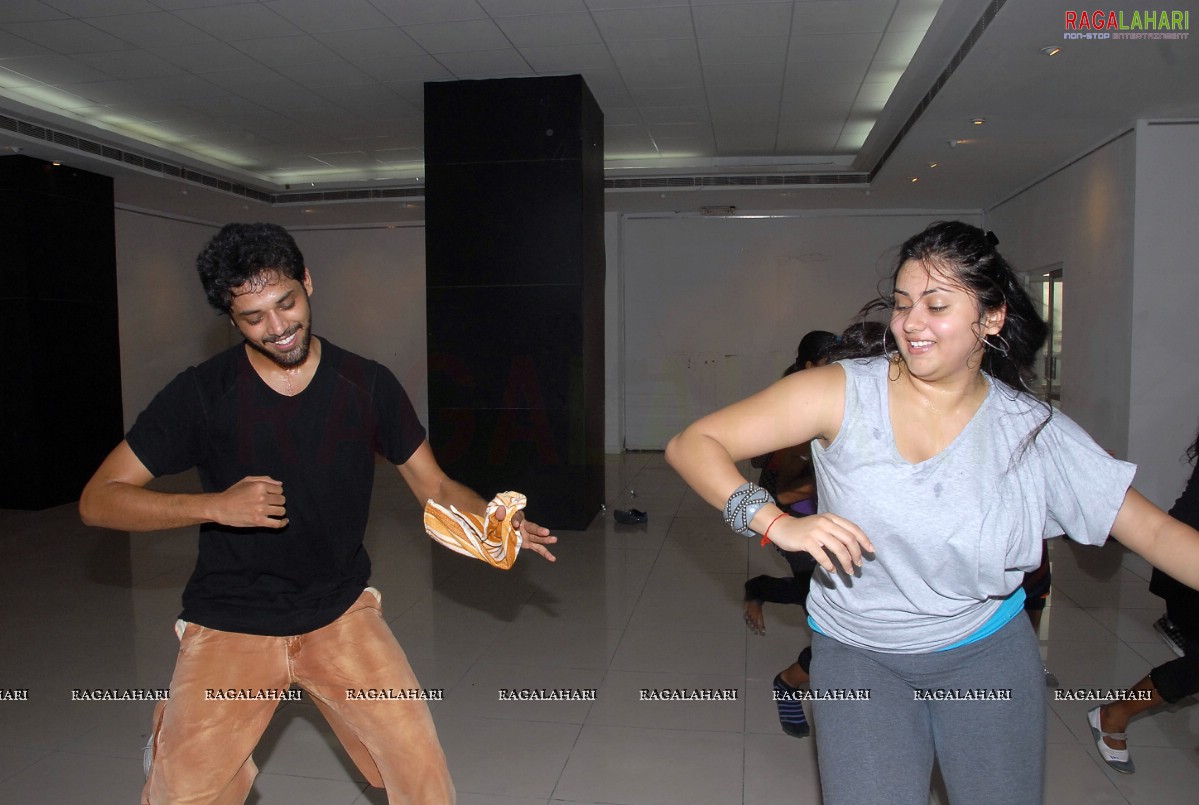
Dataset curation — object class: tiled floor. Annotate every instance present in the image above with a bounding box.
[1,452,1197,804]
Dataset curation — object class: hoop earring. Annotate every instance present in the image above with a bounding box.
[985,332,1011,358]
[882,330,905,380]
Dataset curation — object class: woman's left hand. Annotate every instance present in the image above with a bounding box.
[765,512,873,575]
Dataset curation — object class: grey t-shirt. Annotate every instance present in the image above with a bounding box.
[806,356,1135,653]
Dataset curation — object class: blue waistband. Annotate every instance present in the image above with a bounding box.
[807,586,1028,651]
[939,587,1027,650]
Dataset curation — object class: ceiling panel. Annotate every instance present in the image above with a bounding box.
[478,0,589,15]
[402,19,511,53]
[692,2,793,37]
[226,35,342,68]
[493,13,602,47]
[433,49,534,78]
[790,0,895,35]
[369,0,489,26]
[0,2,70,24]
[84,12,221,49]
[520,42,615,72]
[0,19,130,53]
[591,7,694,40]
[0,0,1191,212]
[171,5,303,41]
[312,27,426,60]
[148,41,264,73]
[788,32,885,63]
[697,36,789,66]
[261,0,397,34]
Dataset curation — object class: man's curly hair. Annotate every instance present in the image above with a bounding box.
[196,223,306,313]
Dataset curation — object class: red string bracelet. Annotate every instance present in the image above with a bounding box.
[760,512,787,546]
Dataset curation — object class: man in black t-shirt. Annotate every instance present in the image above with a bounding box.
[80,223,557,805]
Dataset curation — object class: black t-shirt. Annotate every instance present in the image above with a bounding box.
[126,339,425,635]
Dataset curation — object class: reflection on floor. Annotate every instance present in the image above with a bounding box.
[1,452,1196,804]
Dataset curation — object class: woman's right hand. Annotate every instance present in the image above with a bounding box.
[765,512,874,575]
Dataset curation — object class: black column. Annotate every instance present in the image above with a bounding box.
[424,76,604,530]
[0,155,123,509]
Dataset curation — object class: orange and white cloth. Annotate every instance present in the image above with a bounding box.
[423,491,526,570]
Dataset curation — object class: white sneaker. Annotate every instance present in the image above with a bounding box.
[1087,706,1134,774]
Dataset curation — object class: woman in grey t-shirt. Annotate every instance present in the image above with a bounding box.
[666,221,1199,805]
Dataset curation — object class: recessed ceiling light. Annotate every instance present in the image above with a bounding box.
[908,176,919,183]
[1040,46,1062,56]
[971,118,986,126]
[927,161,939,168]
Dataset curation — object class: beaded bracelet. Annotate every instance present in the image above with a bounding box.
[723,481,773,537]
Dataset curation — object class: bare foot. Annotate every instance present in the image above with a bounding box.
[743,600,765,635]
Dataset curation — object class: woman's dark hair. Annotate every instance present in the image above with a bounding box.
[864,221,1049,393]
[825,320,888,363]
[783,330,839,376]
[196,222,306,313]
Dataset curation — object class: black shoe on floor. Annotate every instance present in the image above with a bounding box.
[1154,615,1186,658]
[613,508,648,525]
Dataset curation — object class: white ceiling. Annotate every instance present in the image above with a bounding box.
[1,0,1196,212]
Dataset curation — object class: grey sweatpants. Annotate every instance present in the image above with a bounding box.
[809,615,1045,805]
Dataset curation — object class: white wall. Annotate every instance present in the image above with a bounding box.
[1129,121,1199,508]
[617,211,979,449]
[114,210,231,429]
[603,211,623,453]
[290,225,428,422]
[989,121,1199,508]
[986,132,1137,458]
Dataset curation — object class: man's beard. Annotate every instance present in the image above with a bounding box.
[247,322,312,367]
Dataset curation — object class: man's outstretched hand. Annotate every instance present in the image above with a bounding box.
[495,506,557,562]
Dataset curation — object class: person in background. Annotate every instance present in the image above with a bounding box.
[745,329,839,631]
[1090,427,1199,774]
[744,329,837,738]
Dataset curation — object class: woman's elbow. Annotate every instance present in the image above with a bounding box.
[664,432,685,470]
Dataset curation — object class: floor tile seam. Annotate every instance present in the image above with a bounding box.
[411,645,494,694]
[613,624,755,638]
[606,506,670,661]
[544,723,750,805]
[445,715,584,805]
[0,746,53,784]
[567,722,751,740]
[250,768,372,785]
[580,715,746,733]
[437,708,595,727]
